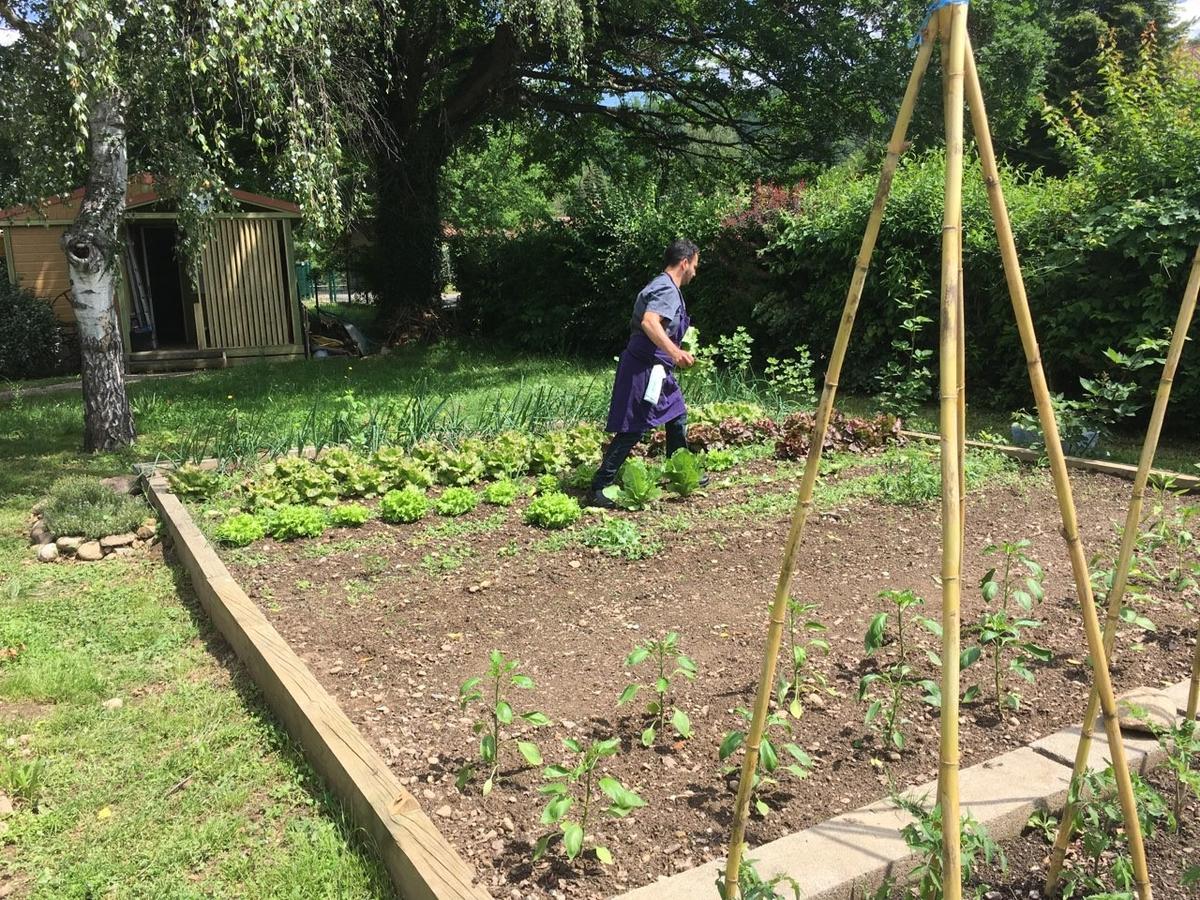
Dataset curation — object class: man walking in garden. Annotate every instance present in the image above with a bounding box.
[591,239,700,508]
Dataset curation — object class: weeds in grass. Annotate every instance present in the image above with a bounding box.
[420,546,473,575]
[0,757,47,809]
[580,517,660,560]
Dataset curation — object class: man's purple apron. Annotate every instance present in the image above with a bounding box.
[605,289,691,433]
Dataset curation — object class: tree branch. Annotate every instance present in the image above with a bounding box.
[0,0,51,48]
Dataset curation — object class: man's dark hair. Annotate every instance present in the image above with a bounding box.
[663,238,699,268]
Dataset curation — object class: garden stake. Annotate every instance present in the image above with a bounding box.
[935,5,968,892]
[1046,240,1200,893]
[719,18,940,895]
[964,38,1153,900]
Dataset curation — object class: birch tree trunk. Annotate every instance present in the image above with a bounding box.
[62,94,136,451]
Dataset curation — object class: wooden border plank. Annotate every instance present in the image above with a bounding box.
[143,473,490,900]
[901,430,1199,494]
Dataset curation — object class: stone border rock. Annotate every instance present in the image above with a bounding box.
[616,682,1193,900]
[29,473,158,564]
[141,467,490,900]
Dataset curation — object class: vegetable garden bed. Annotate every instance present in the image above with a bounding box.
[183,418,1198,899]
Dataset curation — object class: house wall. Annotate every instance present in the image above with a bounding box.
[3,225,75,323]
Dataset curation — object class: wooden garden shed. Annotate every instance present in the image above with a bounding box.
[0,175,306,372]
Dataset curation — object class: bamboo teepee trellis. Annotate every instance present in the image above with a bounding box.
[720,3,1152,897]
[1044,241,1200,893]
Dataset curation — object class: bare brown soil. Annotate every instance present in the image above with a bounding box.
[221,458,1198,899]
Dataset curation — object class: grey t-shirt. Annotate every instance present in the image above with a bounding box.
[629,273,682,336]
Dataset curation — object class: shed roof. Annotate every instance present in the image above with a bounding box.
[0,173,301,225]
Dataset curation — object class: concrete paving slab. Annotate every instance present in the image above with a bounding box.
[1031,718,1164,774]
[922,747,1073,838]
[1160,677,1196,717]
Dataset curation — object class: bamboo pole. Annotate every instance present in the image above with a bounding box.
[963,39,1153,900]
[1188,623,1200,722]
[719,21,941,896]
[936,6,967,894]
[1046,241,1200,891]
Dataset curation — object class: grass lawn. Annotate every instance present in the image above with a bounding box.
[0,339,1196,897]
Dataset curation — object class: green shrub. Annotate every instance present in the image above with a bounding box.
[436,487,479,517]
[167,463,223,500]
[41,476,147,540]
[267,505,326,541]
[371,448,435,490]
[380,486,430,523]
[0,281,62,379]
[214,513,266,547]
[580,517,660,559]
[328,504,371,527]
[483,480,520,507]
[524,492,582,530]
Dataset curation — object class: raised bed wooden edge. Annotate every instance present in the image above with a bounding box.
[901,430,1200,494]
[142,470,491,900]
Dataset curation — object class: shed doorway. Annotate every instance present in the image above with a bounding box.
[127,224,194,351]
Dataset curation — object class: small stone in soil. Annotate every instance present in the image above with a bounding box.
[435,804,452,818]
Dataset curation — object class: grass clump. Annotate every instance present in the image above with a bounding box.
[214,513,266,547]
[40,476,147,539]
[328,504,371,527]
[524,492,582,530]
[436,487,479,517]
[266,505,326,541]
[380,486,430,524]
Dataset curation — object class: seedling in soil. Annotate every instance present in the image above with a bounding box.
[969,610,1053,713]
[719,707,813,817]
[858,662,922,751]
[864,588,927,663]
[456,651,550,795]
[602,459,662,510]
[1145,712,1200,819]
[533,737,644,864]
[912,616,982,709]
[1060,766,1174,897]
[890,792,1005,898]
[617,632,696,746]
[980,539,1045,612]
[773,598,831,719]
[1026,809,1059,843]
[715,851,801,900]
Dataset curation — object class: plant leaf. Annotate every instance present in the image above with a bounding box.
[671,707,692,739]
[517,741,543,766]
[562,821,584,859]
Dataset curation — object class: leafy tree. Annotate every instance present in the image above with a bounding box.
[0,0,342,450]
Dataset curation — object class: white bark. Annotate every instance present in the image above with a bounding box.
[63,93,135,451]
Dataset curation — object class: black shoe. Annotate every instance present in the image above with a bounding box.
[699,474,710,488]
[589,491,617,510]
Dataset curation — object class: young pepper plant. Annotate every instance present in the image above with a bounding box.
[617,632,697,746]
[719,707,813,817]
[774,598,831,719]
[457,651,551,794]
[980,539,1045,612]
[970,611,1053,713]
[858,662,923,751]
[533,737,644,865]
[865,589,926,664]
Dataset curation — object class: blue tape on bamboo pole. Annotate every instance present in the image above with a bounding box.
[908,0,968,47]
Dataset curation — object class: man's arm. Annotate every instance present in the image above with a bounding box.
[641,311,695,368]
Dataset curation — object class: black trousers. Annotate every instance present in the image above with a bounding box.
[591,414,688,494]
